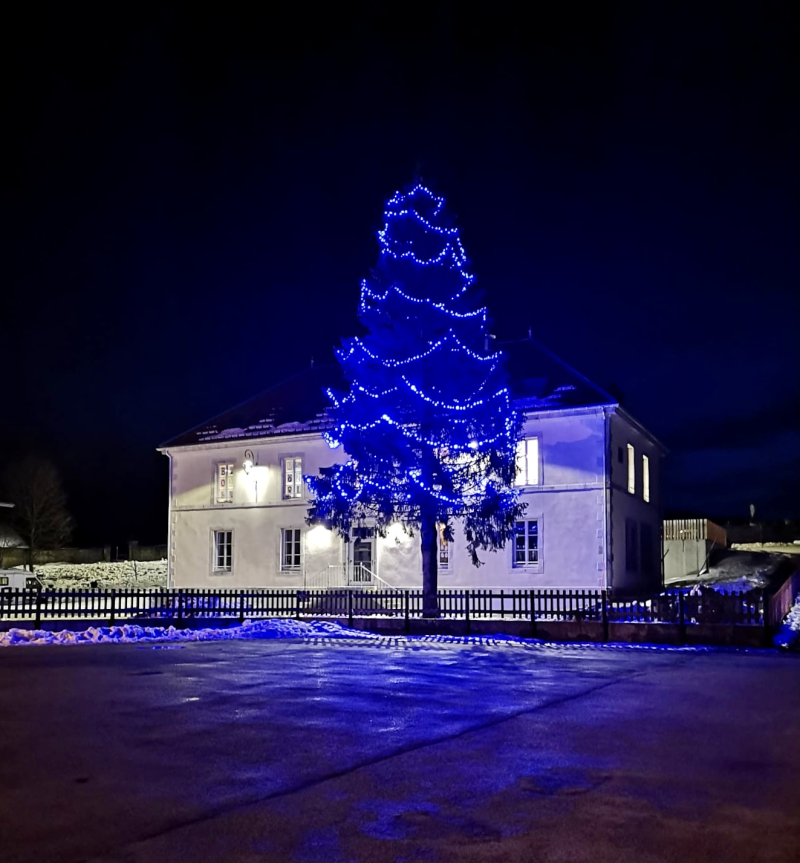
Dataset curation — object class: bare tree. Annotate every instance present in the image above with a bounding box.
[3,456,73,571]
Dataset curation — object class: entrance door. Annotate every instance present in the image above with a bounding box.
[349,528,374,585]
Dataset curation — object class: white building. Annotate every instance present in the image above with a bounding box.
[159,340,665,594]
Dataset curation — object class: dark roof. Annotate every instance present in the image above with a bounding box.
[160,364,344,448]
[160,340,615,449]
[502,337,616,410]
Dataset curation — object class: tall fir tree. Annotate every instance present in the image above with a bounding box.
[306,184,525,616]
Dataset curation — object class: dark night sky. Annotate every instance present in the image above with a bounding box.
[2,2,798,546]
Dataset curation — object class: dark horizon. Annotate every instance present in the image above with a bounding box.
[2,2,798,547]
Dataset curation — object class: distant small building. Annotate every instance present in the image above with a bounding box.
[663,518,727,582]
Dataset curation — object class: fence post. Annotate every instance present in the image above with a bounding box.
[109,589,116,627]
[404,589,410,635]
[295,590,301,620]
[529,589,536,639]
[177,590,184,626]
[35,588,42,629]
[601,589,608,642]
[238,590,245,624]
[465,590,471,636]
[678,591,686,645]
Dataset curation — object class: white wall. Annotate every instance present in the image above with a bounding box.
[164,407,616,590]
[167,435,346,588]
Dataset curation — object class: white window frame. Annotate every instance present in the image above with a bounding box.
[280,527,303,572]
[627,444,635,495]
[214,462,235,504]
[282,455,304,500]
[212,529,233,574]
[642,454,650,503]
[514,437,540,487]
[512,518,542,569]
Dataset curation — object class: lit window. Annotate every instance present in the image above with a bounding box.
[0,577,8,586]
[283,457,304,499]
[215,463,234,503]
[642,454,650,503]
[437,523,450,570]
[513,519,539,566]
[627,444,635,494]
[281,528,302,571]
[514,438,540,486]
[213,530,232,572]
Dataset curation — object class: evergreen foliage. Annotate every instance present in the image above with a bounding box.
[306,184,525,611]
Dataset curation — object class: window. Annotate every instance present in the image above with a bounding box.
[617,446,624,464]
[283,457,304,499]
[626,444,635,494]
[514,438,540,486]
[513,519,539,566]
[625,519,638,572]
[0,576,8,586]
[641,523,654,575]
[213,530,232,572]
[642,454,650,503]
[215,463,234,504]
[281,528,302,571]
[437,523,450,571]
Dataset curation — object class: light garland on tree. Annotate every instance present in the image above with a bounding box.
[306,182,525,575]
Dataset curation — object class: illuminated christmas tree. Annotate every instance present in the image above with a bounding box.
[306,184,524,616]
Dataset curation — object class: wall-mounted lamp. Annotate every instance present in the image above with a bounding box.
[243,449,255,475]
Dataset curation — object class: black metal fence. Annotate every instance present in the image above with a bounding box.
[0,585,766,630]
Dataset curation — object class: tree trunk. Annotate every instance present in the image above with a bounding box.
[420,515,440,618]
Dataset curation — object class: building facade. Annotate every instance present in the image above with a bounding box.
[159,341,665,593]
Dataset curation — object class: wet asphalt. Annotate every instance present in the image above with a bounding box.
[0,636,798,863]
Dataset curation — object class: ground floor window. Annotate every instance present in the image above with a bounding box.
[213,530,232,572]
[513,519,539,566]
[281,528,302,571]
[640,522,654,575]
[625,519,638,572]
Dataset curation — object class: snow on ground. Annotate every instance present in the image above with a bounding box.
[0,618,375,647]
[774,596,800,650]
[0,618,541,648]
[666,548,790,592]
[0,618,755,651]
[16,560,168,590]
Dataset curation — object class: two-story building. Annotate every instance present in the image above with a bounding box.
[159,338,665,594]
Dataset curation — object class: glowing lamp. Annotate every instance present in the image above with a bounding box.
[243,449,255,475]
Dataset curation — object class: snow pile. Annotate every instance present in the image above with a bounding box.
[667,549,786,592]
[774,596,800,651]
[18,560,168,590]
[0,619,544,649]
[0,617,379,647]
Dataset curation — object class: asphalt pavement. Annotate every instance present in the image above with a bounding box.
[0,637,797,863]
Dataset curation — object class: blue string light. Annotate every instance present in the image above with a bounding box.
[306,183,525,561]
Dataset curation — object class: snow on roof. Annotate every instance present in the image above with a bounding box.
[160,364,343,448]
[160,339,617,449]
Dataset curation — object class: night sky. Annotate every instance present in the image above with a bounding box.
[3,2,797,547]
